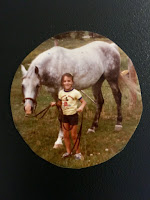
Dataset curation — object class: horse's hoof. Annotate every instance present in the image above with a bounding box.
[87,128,95,134]
[115,125,123,131]
[53,143,63,149]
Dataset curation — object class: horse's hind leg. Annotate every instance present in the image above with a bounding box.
[106,78,122,131]
[87,75,105,133]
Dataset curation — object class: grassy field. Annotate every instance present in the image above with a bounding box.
[10,33,142,169]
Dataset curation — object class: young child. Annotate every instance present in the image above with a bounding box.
[51,73,86,160]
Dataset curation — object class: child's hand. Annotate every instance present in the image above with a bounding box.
[50,102,56,107]
[77,107,83,113]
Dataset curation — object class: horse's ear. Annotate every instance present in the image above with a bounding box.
[21,65,27,77]
[35,66,39,75]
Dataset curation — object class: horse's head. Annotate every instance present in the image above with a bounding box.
[21,65,41,115]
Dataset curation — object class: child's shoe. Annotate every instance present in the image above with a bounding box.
[62,152,71,158]
[74,153,84,160]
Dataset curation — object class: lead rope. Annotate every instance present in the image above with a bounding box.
[25,104,51,119]
[34,104,51,119]
[26,103,84,156]
[70,112,83,154]
[60,108,83,157]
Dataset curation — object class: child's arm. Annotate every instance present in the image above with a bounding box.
[50,100,62,107]
[50,102,56,106]
[77,98,86,112]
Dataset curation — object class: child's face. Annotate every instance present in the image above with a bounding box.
[62,76,73,91]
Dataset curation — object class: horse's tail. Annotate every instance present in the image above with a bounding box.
[54,40,58,46]
[118,71,141,95]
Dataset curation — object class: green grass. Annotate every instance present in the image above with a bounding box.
[10,34,142,169]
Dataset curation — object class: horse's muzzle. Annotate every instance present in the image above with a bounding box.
[24,104,34,116]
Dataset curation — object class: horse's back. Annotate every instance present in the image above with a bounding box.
[29,41,120,89]
[31,41,119,66]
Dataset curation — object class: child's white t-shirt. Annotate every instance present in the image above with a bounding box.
[58,89,82,115]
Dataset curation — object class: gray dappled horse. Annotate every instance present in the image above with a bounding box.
[21,41,125,148]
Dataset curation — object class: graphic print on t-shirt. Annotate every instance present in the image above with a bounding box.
[62,95,72,108]
[64,96,68,107]
[58,89,82,115]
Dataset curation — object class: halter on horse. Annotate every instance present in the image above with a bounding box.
[22,66,41,115]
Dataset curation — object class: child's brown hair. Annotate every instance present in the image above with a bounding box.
[61,73,74,86]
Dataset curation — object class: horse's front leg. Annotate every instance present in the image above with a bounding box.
[53,106,64,149]
[87,76,105,133]
[53,128,63,148]
[50,92,64,148]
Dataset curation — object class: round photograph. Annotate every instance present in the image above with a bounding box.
[10,31,142,169]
